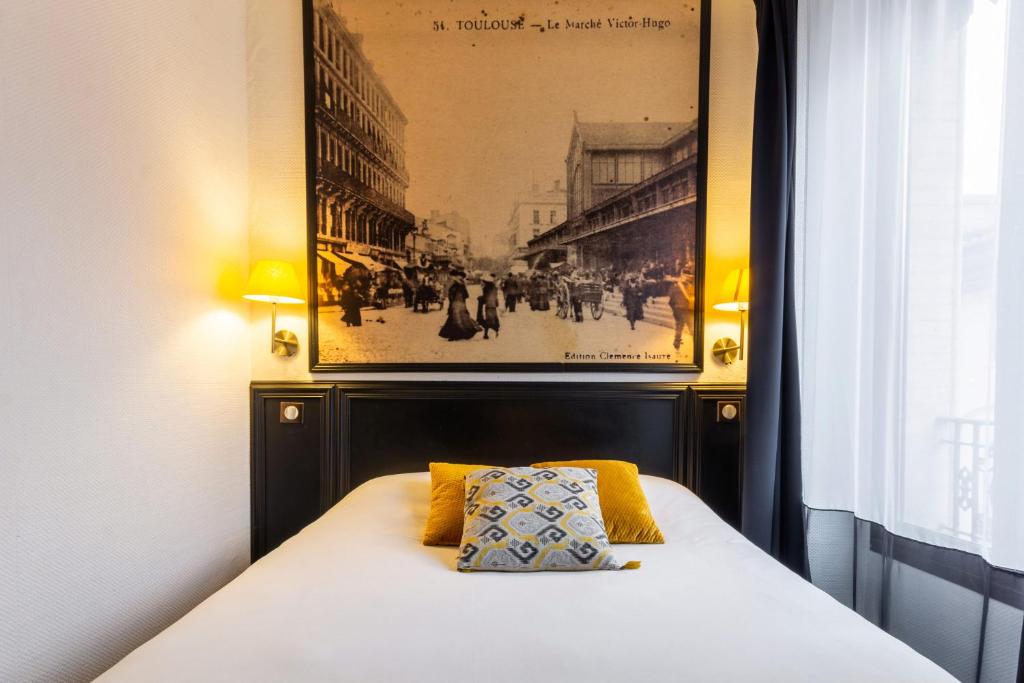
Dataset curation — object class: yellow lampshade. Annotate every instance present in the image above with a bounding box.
[243,260,305,304]
[713,267,750,312]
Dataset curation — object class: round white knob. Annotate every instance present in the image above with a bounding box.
[721,404,738,420]
[283,405,300,421]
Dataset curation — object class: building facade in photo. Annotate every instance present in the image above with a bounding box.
[312,1,416,303]
[504,180,568,261]
[413,209,471,266]
[526,118,699,275]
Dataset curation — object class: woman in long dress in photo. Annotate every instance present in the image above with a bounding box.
[527,274,538,310]
[535,274,551,311]
[622,273,645,331]
[340,282,364,327]
[439,269,480,341]
[477,274,500,339]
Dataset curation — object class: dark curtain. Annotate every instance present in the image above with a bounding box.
[742,0,806,576]
[806,508,1024,681]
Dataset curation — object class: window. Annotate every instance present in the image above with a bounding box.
[618,153,642,184]
[550,210,557,224]
[642,153,665,180]
[797,0,1018,567]
[592,155,615,184]
[532,210,540,224]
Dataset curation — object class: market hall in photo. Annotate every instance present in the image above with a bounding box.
[526,117,699,278]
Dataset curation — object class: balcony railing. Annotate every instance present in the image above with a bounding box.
[316,97,409,184]
[937,415,994,546]
[317,161,415,226]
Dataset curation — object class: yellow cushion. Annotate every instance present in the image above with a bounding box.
[422,462,491,546]
[531,459,665,544]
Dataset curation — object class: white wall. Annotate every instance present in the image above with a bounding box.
[246,0,757,383]
[0,2,251,681]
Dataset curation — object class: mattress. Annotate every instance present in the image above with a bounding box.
[98,473,953,682]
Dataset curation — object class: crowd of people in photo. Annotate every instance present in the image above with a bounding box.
[330,267,405,328]
[438,257,696,349]
[324,264,445,328]
[324,256,696,351]
[604,258,697,350]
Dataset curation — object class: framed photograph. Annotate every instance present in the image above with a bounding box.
[303,0,709,372]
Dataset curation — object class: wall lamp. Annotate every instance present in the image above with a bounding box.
[712,267,749,365]
[244,260,305,356]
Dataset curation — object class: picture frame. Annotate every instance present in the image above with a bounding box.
[303,0,711,372]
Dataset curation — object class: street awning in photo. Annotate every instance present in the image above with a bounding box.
[339,252,386,273]
[317,249,352,275]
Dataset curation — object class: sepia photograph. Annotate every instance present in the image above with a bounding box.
[305,0,709,371]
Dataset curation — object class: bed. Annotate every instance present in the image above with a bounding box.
[99,471,953,682]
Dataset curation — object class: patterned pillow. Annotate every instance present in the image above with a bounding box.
[457,467,640,572]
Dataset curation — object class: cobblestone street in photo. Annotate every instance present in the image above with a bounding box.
[318,284,694,365]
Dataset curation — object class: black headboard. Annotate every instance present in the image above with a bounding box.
[251,381,744,560]
[343,383,685,490]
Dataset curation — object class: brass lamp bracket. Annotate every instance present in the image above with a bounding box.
[712,337,740,365]
[273,329,299,356]
[271,302,299,357]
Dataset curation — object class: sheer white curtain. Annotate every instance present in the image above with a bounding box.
[796,0,1024,571]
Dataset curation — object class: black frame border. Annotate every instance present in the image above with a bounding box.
[301,0,713,373]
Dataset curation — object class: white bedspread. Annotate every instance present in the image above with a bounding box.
[99,473,953,682]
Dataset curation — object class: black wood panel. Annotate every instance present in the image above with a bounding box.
[689,386,746,529]
[341,384,685,495]
[250,386,333,560]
